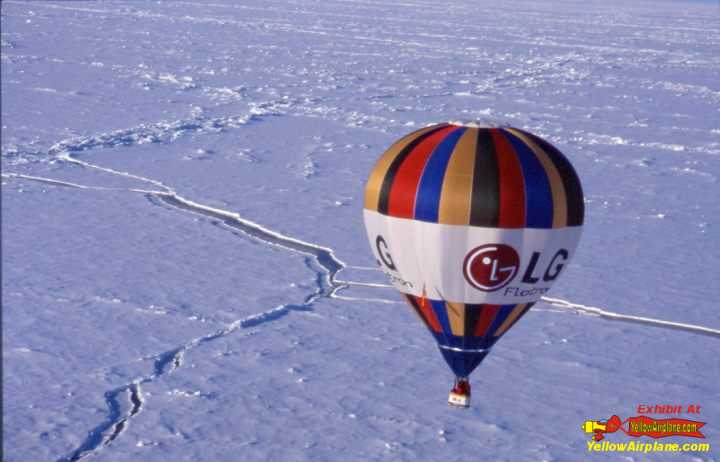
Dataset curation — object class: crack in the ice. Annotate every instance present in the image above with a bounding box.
[154,194,344,285]
[22,154,349,461]
[50,254,342,462]
[540,296,720,339]
[58,382,143,462]
[153,348,184,377]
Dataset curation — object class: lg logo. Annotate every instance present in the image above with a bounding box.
[463,244,569,293]
[463,244,519,292]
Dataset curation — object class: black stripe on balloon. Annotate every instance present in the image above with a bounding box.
[469,129,500,227]
[464,304,483,337]
[377,125,448,215]
[524,132,585,226]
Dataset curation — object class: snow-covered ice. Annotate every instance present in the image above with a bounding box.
[2,0,719,461]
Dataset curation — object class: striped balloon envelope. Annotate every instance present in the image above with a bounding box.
[363,122,584,397]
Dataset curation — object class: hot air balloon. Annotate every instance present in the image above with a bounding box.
[363,123,584,407]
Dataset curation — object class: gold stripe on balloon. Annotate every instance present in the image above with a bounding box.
[437,128,478,225]
[445,301,466,336]
[493,303,528,337]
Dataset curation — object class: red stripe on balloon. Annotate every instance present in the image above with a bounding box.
[387,126,458,218]
[491,129,526,228]
[473,305,500,336]
[413,294,443,334]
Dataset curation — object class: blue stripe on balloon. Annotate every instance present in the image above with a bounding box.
[431,299,453,339]
[413,127,466,222]
[503,130,553,228]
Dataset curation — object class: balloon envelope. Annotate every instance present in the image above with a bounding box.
[363,123,584,378]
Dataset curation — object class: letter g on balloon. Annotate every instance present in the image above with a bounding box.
[375,235,397,270]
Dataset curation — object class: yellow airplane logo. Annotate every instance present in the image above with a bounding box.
[582,415,623,441]
[582,420,607,434]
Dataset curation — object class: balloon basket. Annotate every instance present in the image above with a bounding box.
[448,392,470,408]
[448,378,471,408]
